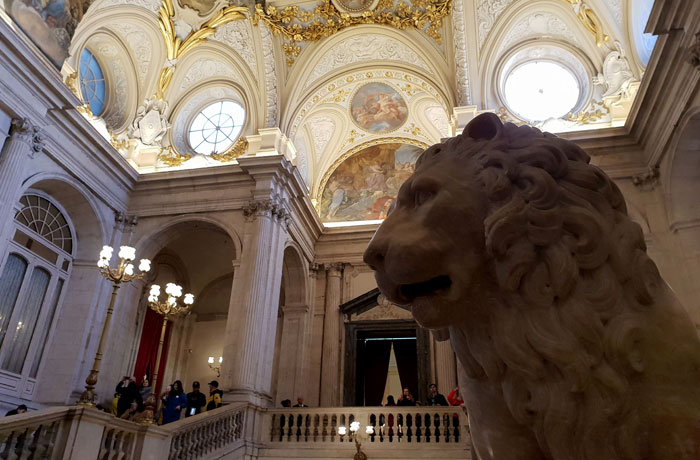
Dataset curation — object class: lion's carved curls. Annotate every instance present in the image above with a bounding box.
[365,113,700,460]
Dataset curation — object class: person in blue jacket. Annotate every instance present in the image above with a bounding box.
[161,380,187,424]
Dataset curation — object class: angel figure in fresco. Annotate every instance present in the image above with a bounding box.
[353,91,407,131]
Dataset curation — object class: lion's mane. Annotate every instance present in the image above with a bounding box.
[417,118,662,460]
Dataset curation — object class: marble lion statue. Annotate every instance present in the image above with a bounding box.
[364,113,700,460]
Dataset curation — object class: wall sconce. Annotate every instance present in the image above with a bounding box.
[208,356,222,377]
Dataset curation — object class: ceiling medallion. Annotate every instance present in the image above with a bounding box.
[254,0,452,66]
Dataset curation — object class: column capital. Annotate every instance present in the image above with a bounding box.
[9,118,45,157]
[325,262,344,277]
[243,197,290,225]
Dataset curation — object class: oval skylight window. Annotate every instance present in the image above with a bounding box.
[188,100,245,155]
[504,61,580,122]
[79,48,106,116]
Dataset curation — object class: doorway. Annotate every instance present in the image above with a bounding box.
[344,320,430,406]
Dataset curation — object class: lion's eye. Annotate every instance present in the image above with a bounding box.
[415,190,435,207]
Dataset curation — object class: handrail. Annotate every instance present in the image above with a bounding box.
[266,406,468,445]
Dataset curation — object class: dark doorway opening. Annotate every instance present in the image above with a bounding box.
[344,320,430,406]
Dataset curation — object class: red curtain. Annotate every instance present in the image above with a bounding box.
[363,340,392,406]
[393,339,418,398]
[133,308,172,396]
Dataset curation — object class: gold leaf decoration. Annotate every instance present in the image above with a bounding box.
[158,146,192,166]
[565,100,610,124]
[211,138,249,162]
[563,0,609,47]
[254,0,451,66]
[155,0,248,99]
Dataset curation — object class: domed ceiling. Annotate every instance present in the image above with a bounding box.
[1,0,656,225]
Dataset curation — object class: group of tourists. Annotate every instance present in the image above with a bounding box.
[112,376,223,424]
[386,384,464,407]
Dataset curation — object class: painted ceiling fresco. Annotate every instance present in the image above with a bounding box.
[319,142,424,223]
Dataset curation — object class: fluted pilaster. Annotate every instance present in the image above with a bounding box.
[434,339,457,395]
[320,262,343,406]
[0,118,44,264]
[222,197,287,405]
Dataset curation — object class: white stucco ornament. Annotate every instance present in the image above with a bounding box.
[129,99,170,146]
[595,44,635,98]
[364,113,700,460]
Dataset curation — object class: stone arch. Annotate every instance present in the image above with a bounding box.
[21,174,107,262]
[664,108,700,228]
[281,244,307,308]
[133,215,241,261]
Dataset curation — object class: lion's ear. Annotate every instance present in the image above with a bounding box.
[463,112,503,140]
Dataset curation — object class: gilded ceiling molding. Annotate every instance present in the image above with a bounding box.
[158,145,193,166]
[313,137,429,202]
[253,0,452,66]
[562,0,608,47]
[210,138,249,162]
[155,0,248,99]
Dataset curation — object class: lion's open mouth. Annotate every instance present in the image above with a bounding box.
[400,275,452,299]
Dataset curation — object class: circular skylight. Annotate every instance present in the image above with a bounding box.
[504,61,581,122]
[188,100,245,155]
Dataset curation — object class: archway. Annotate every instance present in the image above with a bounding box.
[130,219,237,399]
[272,245,309,405]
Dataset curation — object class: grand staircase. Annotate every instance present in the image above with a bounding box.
[0,405,472,459]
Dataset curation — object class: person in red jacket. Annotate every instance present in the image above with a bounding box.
[447,387,464,406]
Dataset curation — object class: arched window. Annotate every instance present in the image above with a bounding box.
[79,48,107,116]
[0,193,73,398]
[632,0,658,67]
[188,100,246,155]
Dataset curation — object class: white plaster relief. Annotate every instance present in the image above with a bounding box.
[260,24,279,128]
[93,0,160,13]
[605,0,623,30]
[477,0,518,50]
[425,105,450,137]
[177,58,243,93]
[293,132,310,185]
[498,12,582,54]
[305,35,431,89]
[109,24,151,84]
[96,43,128,128]
[211,21,258,76]
[307,116,335,160]
[451,0,471,105]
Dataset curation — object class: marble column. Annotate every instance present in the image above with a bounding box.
[0,118,44,267]
[221,198,287,405]
[435,338,457,395]
[320,262,343,407]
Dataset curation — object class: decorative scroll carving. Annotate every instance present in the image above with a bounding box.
[451,0,470,105]
[595,45,634,98]
[305,35,431,88]
[210,21,257,76]
[260,24,279,128]
[243,198,289,222]
[476,0,516,50]
[631,166,660,191]
[10,118,45,156]
[324,262,344,277]
[129,98,170,146]
[689,32,700,68]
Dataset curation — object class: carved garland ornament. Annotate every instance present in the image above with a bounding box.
[253,0,452,66]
